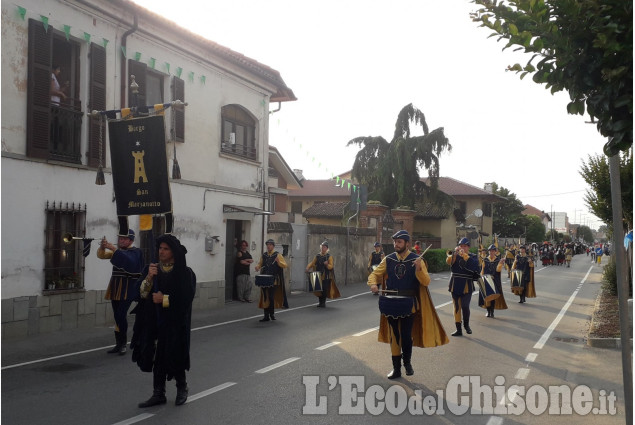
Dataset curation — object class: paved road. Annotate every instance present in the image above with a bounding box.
[1,256,627,424]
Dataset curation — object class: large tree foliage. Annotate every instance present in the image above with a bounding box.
[579,149,633,231]
[471,0,633,155]
[347,104,452,209]
[577,225,594,243]
[490,183,526,237]
[524,214,547,242]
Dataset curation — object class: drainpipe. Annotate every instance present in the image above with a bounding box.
[120,15,138,108]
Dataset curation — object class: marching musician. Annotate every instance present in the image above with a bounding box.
[305,241,341,307]
[505,244,516,278]
[447,237,481,336]
[368,242,385,295]
[368,230,449,379]
[511,245,536,303]
[97,229,144,355]
[255,239,288,322]
[479,244,508,318]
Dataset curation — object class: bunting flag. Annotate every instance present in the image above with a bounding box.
[188,71,194,83]
[84,32,91,43]
[40,15,49,32]
[176,67,183,78]
[17,6,26,20]
[63,25,71,41]
[165,62,170,74]
[102,38,109,48]
[149,57,156,69]
[121,46,127,58]
[135,52,142,62]
[200,75,206,85]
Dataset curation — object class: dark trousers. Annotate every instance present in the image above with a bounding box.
[318,280,331,304]
[387,315,414,358]
[263,286,276,316]
[452,293,472,323]
[153,364,186,390]
[111,299,133,334]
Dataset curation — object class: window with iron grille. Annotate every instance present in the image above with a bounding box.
[483,202,492,217]
[291,201,303,214]
[44,202,87,292]
[221,105,256,160]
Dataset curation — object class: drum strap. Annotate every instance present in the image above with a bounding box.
[395,289,416,297]
[451,273,474,280]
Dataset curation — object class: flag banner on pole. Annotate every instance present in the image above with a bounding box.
[108,115,172,217]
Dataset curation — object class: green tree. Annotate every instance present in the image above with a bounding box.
[579,149,633,232]
[491,183,525,237]
[577,225,594,243]
[470,0,632,155]
[523,214,546,243]
[347,104,452,209]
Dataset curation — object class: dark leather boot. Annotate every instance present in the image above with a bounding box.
[270,312,276,321]
[486,309,491,317]
[387,355,402,379]
[175,378,188,406]
[451,322,462,337]
[107,331,121,354]
[464,320,472,334]
[259,312,270,322]
[403,353,414,376]
[118,332,127,355]
[138,385,166,408]
[490,308,495,318]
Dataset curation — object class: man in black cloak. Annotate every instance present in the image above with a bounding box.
[131,234,196,407]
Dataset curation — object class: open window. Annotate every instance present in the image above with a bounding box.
[221,104,256,160]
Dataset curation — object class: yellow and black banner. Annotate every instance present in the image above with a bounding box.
[108,115,172,217]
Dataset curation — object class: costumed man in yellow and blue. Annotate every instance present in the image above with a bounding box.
[368,242,385,296]
[97,229,144,355]
[255,239,288,322]
[447,237,481,337]
[504,243,516,278]
[478,244,508,318]
[368,230,449,379]
[511,245,536,303]
[305,241,341,307]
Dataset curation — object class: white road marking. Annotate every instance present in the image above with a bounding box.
[353,327,378,337]
[255,357,300,374]
[111,413,154,425]
[186,382,236,403]
[533,284,583,350]
[315,341,341,350]
[525,352,538,363]
[486,416,504,425]
[515,368,530,380]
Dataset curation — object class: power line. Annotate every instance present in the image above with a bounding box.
[519,189,586,198]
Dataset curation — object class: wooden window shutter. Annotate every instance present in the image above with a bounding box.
[127,59,147,108]
[171,76,185,142]
[88,43,106,168]
[26,19,52,159]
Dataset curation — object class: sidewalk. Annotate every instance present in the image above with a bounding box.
[1,280,372,368]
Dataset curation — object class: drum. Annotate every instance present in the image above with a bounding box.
[477,274,500,303]
[308,271,323,292]
[378,295,415,319]
[510,270,524,290]
[255,274,274,288]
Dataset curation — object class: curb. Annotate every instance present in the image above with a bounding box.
[587,286,632,349]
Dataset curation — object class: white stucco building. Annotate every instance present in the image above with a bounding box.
[1,0,297,337]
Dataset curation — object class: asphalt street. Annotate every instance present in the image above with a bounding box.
[1,255,628,424]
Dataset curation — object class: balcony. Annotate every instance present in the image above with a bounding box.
[50,100,82,163]
[221,142,257,161]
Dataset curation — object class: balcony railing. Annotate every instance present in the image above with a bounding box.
[50,99,82,163]
[221,142,257,160]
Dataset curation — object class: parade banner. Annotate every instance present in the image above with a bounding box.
[108,115,172,217]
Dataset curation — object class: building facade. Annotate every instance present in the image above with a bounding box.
[1,0,295,338]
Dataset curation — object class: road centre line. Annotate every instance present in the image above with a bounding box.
[315,341,341,350]
[111,413,154,425]
[525,352,538,363]
[255,357,300,374]
[186,382,237,403]
[486,416,504,425]
[515,368,530,380]
[354,328,379,337]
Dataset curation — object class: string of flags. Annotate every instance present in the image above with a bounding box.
[13,5,207,85]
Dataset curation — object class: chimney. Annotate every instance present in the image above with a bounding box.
[484,182,494,193]
[293,169,305,181]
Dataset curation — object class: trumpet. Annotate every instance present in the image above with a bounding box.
[447,247,464,257]
[62,232,100,244]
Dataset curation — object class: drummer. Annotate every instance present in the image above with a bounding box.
[511,245,536,303]
[368,230,449,379]
[305,241,341,307]
[447,237,481,336]
[368,242,385,296]
[479,244,508,318]
[254,239,288,322]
